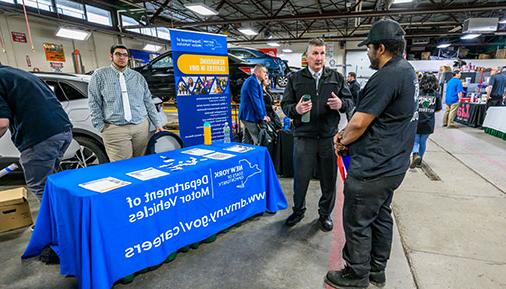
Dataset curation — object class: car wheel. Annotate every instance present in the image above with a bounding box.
[59,136,109,170]
[276,76,289,88]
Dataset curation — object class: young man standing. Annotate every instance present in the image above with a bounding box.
[442,70,464,128]
[88,44,164,162]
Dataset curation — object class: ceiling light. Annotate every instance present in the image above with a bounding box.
[392,0,412,4]
[56,27,90,41]
[460,34,481,40]
[238,28,258,36]
[282,48,293,53]
[184,3,218,16]
[437,43,451,48]
[500,19,506,24]
[267,42,280,47]
[143,44,162,52]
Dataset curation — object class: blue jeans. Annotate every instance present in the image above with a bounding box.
[19,130,72,199]
[412,134,429,158]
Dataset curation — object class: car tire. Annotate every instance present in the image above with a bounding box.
[59,136,109,170]
[276,76,288,88]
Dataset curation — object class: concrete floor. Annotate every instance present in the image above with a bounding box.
[1,115,505,289]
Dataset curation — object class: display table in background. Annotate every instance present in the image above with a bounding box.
[23,143,287,289]
[482,106,506,140]
[455,102,487,128]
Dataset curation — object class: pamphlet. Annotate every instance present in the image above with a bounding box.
[205,152,236,160]
[181,148,215,156]
[126,167,169,181]
[223,144,254,153]
[79,177,131,193]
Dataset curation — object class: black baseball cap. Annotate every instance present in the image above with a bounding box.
[358,19,405,47]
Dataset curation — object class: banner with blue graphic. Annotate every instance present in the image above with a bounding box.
[169,29,232,146]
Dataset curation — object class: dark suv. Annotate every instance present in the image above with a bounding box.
[134,52,255,103]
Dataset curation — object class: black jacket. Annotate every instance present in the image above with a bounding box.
[281,67,353,138]
[348,80,361,106]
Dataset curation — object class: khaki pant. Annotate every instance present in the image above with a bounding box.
[102,119,149,162]
[443,103,459,126]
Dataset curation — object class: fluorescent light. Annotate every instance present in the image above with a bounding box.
[437,43,451,48]
[500,19,506,24]
[267,42,280,47]
[460,34,481,40]
[238,28,258,36]
[282,48,293,53]
[184,3,218,16]
[393,0,412,3]
[56,27,90,40]
[143,44,162,52]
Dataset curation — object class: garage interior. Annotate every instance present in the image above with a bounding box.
[1,1,506,289]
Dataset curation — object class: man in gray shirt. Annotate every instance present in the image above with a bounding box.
[88,44,164,161]
[486,67,506,108]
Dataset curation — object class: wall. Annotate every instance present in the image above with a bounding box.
[0,12,168,73]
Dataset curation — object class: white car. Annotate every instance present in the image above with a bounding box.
[0,72,170,172]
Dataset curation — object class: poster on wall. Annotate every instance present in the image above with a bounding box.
[169,29,231,147]
[43,43,65,62]
[11,32,27,43]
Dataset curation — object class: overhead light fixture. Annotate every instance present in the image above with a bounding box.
[282,48,293,53]
[267,42,280,47]
[56,27,90,41]
[460,33,481,40]
[184,3,218,16]
[238,28,258,36]
[392,0,412,4]
[500,19,506,24]
[437,43,451,48]
[143,44,162,52]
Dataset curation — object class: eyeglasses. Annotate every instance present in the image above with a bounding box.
[114,52,129,58]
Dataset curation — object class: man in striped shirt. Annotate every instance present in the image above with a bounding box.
[88,44,164,162]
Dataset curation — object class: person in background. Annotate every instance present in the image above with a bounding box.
[0,64,72,200]
[346,72,361,119]
[261,77,282,130]
[326,19,417,288]
[281,38,353,232]
[442,69,464,128]
[486,66,506,108]
[238,64,270,145]
[88,44,164,162]
[411,73,442,168]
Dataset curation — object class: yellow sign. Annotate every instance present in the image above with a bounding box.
[43,43,65,62]
[177,54,229,75]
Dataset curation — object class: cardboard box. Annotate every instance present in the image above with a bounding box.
[0,187,33,233]
[496,49,506,59]
[421,51,431,60]
[478,53,491,59]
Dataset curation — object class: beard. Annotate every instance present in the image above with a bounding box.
[368,55,379,70]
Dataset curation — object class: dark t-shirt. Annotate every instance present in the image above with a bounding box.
[489,72,506,98]
[0,65,72,151]
[417,91,442,135]
[349,56,418,180]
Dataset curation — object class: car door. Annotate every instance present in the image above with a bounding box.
[142,54,175,102]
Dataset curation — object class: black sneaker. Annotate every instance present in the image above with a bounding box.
[369,270,386,287]
[285,211,304,227]
[410,154,420,169]
[325,267,369,289]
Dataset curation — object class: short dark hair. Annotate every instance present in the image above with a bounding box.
[348,72,356,78]
[419,73,439,93]
[110,44,129,55]
[452,69,461,76]
[372,39,406,57]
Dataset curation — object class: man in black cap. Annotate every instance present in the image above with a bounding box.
[325,19,418,288]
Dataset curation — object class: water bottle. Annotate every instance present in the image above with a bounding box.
[0,163,18,178]
[203,122,212,145]
[223,122,231,143]
[301,94,311,123]
[283,117,291,131]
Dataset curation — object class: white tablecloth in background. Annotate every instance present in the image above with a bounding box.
[483,107,506,133]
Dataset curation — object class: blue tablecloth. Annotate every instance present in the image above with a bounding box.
[23,143,287,289]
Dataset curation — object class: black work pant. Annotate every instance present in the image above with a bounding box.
[486,98,503,110]
[292,136,336,217]
[342,173,405,278]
